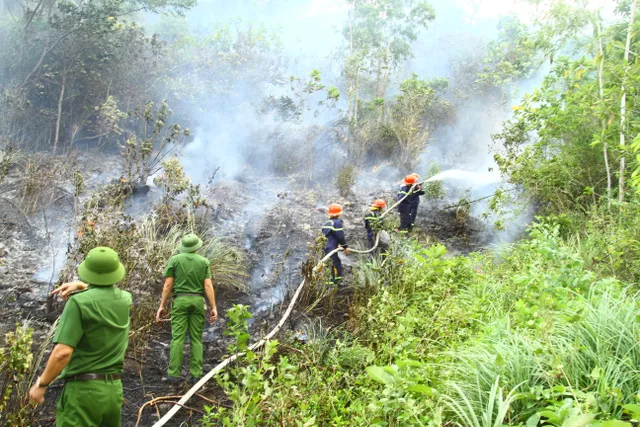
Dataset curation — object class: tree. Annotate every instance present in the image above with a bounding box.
[342,0,435,158]
[157,21,287,119]
[619,0,637,202]
[474,15,539,102]
[0,0,194,151]
[385,75,451,169]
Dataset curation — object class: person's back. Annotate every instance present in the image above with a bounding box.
[323,218,347,250]
[364,199,387,248]
[322,204,349,285]
[397,175,422,232]
[29,246,131,427]
[157,234,217,383]
[59,286,131,378]
[166,252,210,295]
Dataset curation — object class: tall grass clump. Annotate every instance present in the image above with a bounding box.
[441,283,640,425]
[550,287,640,417]
[441,377,524,427]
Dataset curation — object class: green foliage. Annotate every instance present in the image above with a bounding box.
[440,377,522,427]
[0,323,35,426]
[423,162,444,200]
[344,0,435,99]
[490,3,640,210]
[154,157,190,203]
[152,157,207,226]
[224,304,252,354]
[202,208,640,425]
[202,306,297,426]
[384,74,451,168]
[347,73,451,166]
[60,204,247,296]
[164,21,285,115]
[335,165,357,197]
[94,96,127,139]
[121,100,189,188]
[342,0,437,166]
[0,0,180,151]
[476,15,539,96]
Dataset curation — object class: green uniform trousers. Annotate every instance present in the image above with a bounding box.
[169,295,205,378]
[57,379,123,427]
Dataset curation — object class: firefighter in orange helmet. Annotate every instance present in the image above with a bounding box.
[397,174,424,232]
[364,199,387,248]
[322,204,349,285]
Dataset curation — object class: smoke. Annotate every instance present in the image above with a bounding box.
[145,0,539,180]
[0,0,559,306]
[153,1,551,250]
[143,0,550,254]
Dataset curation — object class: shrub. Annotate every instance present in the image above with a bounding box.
[335,165,356,197]
[422,162,444,201]
[202,305,297,426]
[0,322,53,426]
[120,100,190,188]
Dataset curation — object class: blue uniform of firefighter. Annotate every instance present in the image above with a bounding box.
[397,174,424,232]
[322,203,349,285]
[364,199,387,248]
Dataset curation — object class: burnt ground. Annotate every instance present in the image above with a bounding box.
[0,152,494,427]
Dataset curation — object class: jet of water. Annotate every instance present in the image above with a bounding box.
[423,169,501,187]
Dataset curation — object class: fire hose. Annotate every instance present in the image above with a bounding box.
[149,183,422,426]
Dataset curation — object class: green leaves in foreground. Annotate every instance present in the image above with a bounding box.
[366,360,434,396]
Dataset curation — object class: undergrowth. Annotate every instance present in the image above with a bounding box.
[201,204,640,426]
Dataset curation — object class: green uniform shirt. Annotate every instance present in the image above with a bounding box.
[54,286,132,378]
[163,252,211,295]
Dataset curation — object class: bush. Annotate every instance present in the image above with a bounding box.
[422,162,444,201]
[201,305,297,427]
[202,212,640,426]
[335,165,356,197]
[0,323,36,426]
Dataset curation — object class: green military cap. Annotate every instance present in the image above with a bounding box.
[78,247,126,286]
[179,233,203,253]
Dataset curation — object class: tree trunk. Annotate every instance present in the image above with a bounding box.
[375,55,383,98]
[596,19,612,207]
[619,0,637,203]
[53,73,66,155]
[348,6,355,122]
[380,41,392,99]
[354,71,360,127]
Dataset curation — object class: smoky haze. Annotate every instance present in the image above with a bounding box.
[0,0,543,287]
[137,0,547,246]
[141,0,535,192]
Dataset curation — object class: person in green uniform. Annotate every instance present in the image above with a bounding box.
[156,233,218,382]
[29,246,132,427]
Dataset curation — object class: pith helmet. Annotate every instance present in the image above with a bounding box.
[179,233,203,253]
[77,247,126,286]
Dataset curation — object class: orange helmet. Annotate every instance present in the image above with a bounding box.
[403,175,418,185]
[328,203,343,217]
[372,199,387,209]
